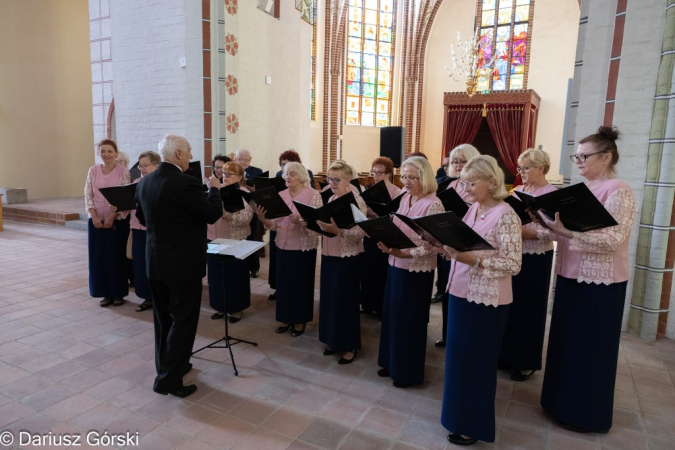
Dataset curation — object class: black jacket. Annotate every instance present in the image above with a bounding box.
[244,165,263,180]
[135,162,223,281]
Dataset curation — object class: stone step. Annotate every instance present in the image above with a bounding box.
[64,219,88,231]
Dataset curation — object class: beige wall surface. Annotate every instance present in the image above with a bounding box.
[0,0,94,200]
[422,0,579,179]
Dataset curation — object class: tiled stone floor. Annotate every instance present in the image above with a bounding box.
[1,220,675,449]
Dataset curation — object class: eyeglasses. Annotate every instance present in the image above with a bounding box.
[370,170,386,176]
[570,151,607,163]
[326,177,342,184]
[451,159,467,165]
[400,175,420,182]
[516,166,532,174]
[223,172,237,178]
[459,180,480,190]
[139,163,157,169]
[213,165,225,171]
[236,157,251,163]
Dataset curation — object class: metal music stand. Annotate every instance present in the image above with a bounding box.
[192,253,257,376]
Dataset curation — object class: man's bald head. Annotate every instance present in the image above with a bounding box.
[235,149,252,169]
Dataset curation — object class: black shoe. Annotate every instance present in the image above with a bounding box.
[276,324,291,333]
[323,348,336,356]
[377,368,390,377]
[155,384,198,398]
[558,421,606,434]
[393,381,413,388]
[447,434,477,446]
[228,312,243,323]
[112,297,125,306]
[250,271,259,278]
[182,363,193,376]
[511,370,535,382]
[435,338,446,348]
[135,300,152,312]
[290,324,306,337]
[268,292,277,300]
[99,297,113,307]
[211,312,225,320]
[338,350,358,365]
[430,292,444,304]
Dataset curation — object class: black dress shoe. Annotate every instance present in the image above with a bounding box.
[338,350,358,365]
[558,421,606,434]
[435,338,446,347]
[99,297,113,307]
[228,312,243,323]
[290,324,306,337]
[430,292,444,304]
[511,369,535,382]
[268,292,277,300]
[377,368,390,377]
[155,384,198,398]
[393,381,413,388]
[323,348,336,356]
[276,324,291,334]
[250,271,259,278]
[447,434,477,446]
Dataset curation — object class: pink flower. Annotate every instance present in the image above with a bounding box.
[225,75,238,96]
[225,0,238,16]
[225,34,239,56]
[226,114,239,134]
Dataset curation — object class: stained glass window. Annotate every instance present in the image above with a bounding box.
[477,0,532,92]
[346,0,396,127]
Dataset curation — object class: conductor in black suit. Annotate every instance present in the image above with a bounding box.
[236,148,264,278]
[135,134,223,398]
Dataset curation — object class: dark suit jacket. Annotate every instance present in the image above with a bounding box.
[276,169,316,189]
[436,167,447,179]
[244,165,263,181]
[135,162,223,282]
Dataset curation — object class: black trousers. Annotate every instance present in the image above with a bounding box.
[149,278,202,392]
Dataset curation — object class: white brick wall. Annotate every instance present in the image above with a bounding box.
[107,0,204,166]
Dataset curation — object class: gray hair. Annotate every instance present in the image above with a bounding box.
[115,151,130,168]
[158,134,189,159]
[283,162,311,187]
[448,144,480,176]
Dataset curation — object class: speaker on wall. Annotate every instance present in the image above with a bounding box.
[380,126,405,167]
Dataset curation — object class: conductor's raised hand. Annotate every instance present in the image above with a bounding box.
[209,175,222,190]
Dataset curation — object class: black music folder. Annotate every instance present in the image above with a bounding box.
[129,162,141,180]
[320,188,333,205]
[436,177,458,193]
[395,212,494,252]
[356,216,416,249]
[503,195,532,225]
[367,193,404,217]
[252,173,287,192]
[436,188,469,218]
[99,183,137,211]
[184,161,203,182]
[350,178,363,193]
[293,191,359,237]
[249,187,292,219]
[361,180,391,204]
[220,183,251,213]
[246,171,269,188]
[514,183,617,232]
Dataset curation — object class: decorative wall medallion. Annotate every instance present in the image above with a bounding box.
[225,75,238,95]
[225,0,238,16]
[226,114,239,134]
[225,34,239,56]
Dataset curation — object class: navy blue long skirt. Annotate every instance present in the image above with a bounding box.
[88,217,130,298]
[359,237,389,314]
[131,229,152,301]
[441,295,510,443]
[276,248,317,324]
[319,254,362,352]
[378,266,434,385]
[438,257,451,339]
[208,255,251,314]
[499,251,553,370]
[268,231,277,289]
[541,276,627,432]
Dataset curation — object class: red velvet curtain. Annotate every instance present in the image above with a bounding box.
[442,107,484,161]
[486,108,524,186]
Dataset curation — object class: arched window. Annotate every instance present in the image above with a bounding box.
[345,0,396,127]
[477,0,533,92]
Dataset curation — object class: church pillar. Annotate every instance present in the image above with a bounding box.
[628,0,675,339]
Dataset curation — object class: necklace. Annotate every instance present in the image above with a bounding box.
[477,203,497,220]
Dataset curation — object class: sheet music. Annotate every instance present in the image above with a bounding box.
[351,204,368,223]
[207,239,267,260]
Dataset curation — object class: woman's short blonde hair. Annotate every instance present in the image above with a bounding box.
[401,156,437,197]
[138,150,161,165]
[223,161,246,187]
[461,155,508,200]
[283,162,311,186]
[327,160,354,180]
[448,144,480,176]
[518,148,550,175]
